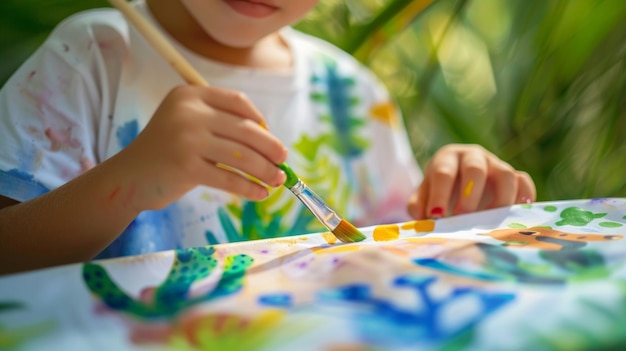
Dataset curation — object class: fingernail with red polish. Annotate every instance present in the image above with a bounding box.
[430,206,444,219]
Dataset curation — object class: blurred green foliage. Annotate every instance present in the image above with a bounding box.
[1,0,625,201]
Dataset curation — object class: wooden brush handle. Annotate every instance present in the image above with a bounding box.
[108,0,209,87]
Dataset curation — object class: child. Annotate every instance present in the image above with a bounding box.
[0,0,535,275]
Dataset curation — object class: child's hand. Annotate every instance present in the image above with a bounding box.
[407,144,535,219]
[114,85,287,211]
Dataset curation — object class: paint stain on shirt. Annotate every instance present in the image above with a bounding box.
[116,120,139,148]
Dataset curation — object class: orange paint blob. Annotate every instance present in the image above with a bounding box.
[400,220,435,232]
[233,151,243,159]
[373,224,400,242]
[370,102,398,128]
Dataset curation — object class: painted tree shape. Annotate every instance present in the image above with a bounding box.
[209,185,319,243]
[556,207,608,226]
[291,55,371,220]
[82,247,253,320]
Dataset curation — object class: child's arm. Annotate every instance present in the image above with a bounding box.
[407,144,536,219]
[0,85,287,275]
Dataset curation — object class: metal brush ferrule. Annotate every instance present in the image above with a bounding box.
[289,180,341,231]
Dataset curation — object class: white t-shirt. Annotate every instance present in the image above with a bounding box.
[0,1,422,258]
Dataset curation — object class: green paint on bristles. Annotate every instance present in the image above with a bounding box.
[332,219,366,243]
[277,162,299,188]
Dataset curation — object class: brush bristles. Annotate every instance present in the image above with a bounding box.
[331,219,366,243]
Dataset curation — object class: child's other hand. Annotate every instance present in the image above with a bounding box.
[116,85,287,211]
[407,144,535,219]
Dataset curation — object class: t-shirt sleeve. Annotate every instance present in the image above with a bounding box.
[0,10,126,202]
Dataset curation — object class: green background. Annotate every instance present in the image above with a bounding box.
[1,0,625,201]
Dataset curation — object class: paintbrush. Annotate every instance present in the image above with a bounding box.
[108,0,366,243]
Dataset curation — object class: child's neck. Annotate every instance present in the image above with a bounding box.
[146,0,292,72]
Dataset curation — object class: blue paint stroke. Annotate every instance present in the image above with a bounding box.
[315,276,514,347]
[96,203,183,258]
[0,168,49,201]
[116,120,139,149]
[258,293,293,308]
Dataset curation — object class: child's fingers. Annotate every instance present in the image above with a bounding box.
[452,150,488,215]
[484,160,517,209]
[407,179,429,219]
[212,112,287,165]
[204,138,285,188]
[195,86,268,127]
[515,171,536,204]
[200,163,270,200]
[424,153,459,219]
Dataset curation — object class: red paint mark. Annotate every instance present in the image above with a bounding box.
[20,87,75,126]
[27,70,37,80]
[138,287,156,304]
[430,207,444,218]
[109,186,121,201]
[98,40,112,50]
[44,127,81,151]
[213,314,229,334]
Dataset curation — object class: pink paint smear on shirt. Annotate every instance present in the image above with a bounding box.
[44,127,81,151]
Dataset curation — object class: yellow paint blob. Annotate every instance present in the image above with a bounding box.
[373,224,400,242]
[312,245,361,255]
[233,151,243,159]
[321,232,337,244]
[400,220,435,232]
[402,237,447,244]
[370,102,399,128]
[463,179,474,197]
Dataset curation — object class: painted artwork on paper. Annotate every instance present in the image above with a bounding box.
[1,198,626,350]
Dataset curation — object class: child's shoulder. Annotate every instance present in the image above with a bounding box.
[48,8,129,41]
[288,29,384,83]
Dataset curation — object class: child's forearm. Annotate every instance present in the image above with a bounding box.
[0,154,144,275]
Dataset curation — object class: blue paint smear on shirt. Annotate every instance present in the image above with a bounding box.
[116,120,139,149]
[96,203,183,259]
[0,169,49,201]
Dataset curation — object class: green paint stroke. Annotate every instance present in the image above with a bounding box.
[0,321,56,349]
[82,247,253,320]
[599,222,623,228]
[544,205,558,212]
[556,207,607,226]
[277,163,299,189]
[508,223,527,229]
